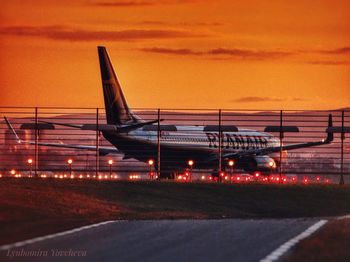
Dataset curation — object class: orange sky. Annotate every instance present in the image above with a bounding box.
[0,0,349,110]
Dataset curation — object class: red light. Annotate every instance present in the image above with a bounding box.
[283,178,287,182]
[183,176,187,181]
[292,177,296,181]
[236,177,241,181]
[276,177,280,181]
[316,176,320,181]
[209,176,213,180]
[255,172,260,177]
[220,172,225,177]
[178,175,183,180]
[185,172,189,177]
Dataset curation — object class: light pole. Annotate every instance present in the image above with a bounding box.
[228,159,234,176]
[148,159,154,179]
[108,159,113,178]
[27,158,33,177]
[67,159,73,177]
[188,160,194,182]
[269,160,274,174]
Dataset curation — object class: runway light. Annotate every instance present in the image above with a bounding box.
[104,175,108,179]
[10,169,16,175]
[224,176,229,180]
[148,159,154,166]
[59,175,63,179]
[27,158,33,164]
[67,159,73,165]
[209,176,213,180]
[54,174,58,178]
[64,174,67,178]
[0,174,2,178]
[220,172,225,177]
[188,160,194,167]
[268,161,274,167]
[79,175,83,179]
[87,175,90,178]
[236,176,241,181]
[292,177,296,182]
[255,172,260,178]
[201,175,206,180]
[303,178,309,184]
[283,178,287,182]
[316,176,320,182]
[185,172,189,177]
[98,175,102,180]
[70,175,74,179]
[228,160,234,167]
[108,159,113,165]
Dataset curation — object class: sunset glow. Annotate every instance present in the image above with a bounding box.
[1,0,349,110]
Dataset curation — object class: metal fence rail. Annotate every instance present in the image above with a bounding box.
[0,107,349,184]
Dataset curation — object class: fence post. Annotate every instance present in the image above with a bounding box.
[96,108,99,178]
[219,109,222,182]
[157,109,161,179]
[340,110,345,185]
[34,107,39,178]
[279,110,283,182]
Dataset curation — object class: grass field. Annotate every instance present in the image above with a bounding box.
[1,178,350,245]
[285,218,350,262]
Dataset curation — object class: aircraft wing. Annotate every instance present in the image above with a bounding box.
[4,117,120,156]
[220,114,334,160]
[38,119,161,132]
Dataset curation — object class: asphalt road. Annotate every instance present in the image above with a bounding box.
[0,219,318,262]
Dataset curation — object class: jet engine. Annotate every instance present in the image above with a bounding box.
[238,155,276,172]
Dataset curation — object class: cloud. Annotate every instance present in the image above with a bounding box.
[208,48,292,59]
[307,60,350,66]
[91,0,197,7]
[92,1,154,7]
[318,47,350,55]
[140,46,293,60]
[141,47,203,55]
[0,25,203,41]
[232,97,284,103]
[136,20,223,27]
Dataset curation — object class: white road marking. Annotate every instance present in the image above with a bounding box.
[260,220,328,262]
[337,214,350,220]
[0,220,121,251]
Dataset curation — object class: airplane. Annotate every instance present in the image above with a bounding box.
[4,46,334,178]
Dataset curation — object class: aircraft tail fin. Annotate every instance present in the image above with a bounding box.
[98,46,139,125]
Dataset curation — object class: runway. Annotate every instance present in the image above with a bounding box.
[0,219,322,262]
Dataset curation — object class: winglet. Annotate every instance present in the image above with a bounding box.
[3,117,21,143]
[326,114,333,143]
